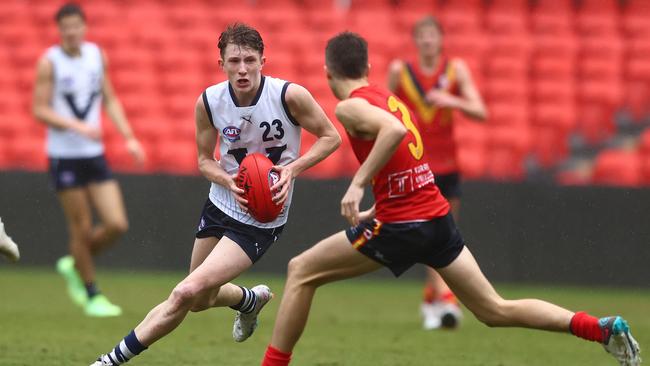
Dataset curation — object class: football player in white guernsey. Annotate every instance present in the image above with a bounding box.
[33,4,145,317]
[89,23,340,366]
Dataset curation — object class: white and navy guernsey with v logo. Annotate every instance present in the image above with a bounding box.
[46,41,104,158]
[202,76,301,229]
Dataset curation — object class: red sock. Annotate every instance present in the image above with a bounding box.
[440,290,457,305]
[423,285,436,303]
[570,311,604,343]
[262,345,292,366]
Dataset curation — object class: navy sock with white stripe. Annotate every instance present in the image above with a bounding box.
[230,286,257,314]
[102,330,147,365]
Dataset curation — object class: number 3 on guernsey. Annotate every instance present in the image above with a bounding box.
[387,96,424,160]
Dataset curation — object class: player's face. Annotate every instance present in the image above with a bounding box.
[414,25,442,58]
[57,15,86,50]
[219,43,266,95]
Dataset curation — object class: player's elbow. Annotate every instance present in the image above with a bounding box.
[476,107,488,121]
[32,104,47,123]
[330,129,342,150]
[471,104,488,121]
[390,123,408,141]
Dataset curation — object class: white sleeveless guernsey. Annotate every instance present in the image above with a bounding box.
[46,42,104,158]
[202,76,302,228]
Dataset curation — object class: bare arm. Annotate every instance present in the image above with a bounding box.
[336,98,407,225]
[387,59,403,93]
[101,51,145,164]
[426,59,488,121]
[32,56,100,140]
[270,83,341,204]
[195,96,246,207]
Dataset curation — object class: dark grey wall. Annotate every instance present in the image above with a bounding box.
[1,171,648,287]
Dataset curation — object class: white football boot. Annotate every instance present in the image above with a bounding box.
[600,316,642,366]
[232,284,273,342]
[421,301,462,330]
[0,218,19,262]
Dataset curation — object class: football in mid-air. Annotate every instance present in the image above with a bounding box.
[236,153,282,223]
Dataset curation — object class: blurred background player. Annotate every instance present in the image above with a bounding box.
[0,217,20,262]
[261,32,640,366]
[89,23,340,365]
[388,15,488,330]
[32,3,145,317]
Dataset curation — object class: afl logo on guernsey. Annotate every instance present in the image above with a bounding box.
[223,126,241,142]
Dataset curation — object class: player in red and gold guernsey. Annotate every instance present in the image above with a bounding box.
[260,32,640,366]
[388,15,488,330]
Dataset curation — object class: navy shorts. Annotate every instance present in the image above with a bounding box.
[345,213,465,277]
[195,199,284,263]
[435,172,462,199]
[48,155,113,191]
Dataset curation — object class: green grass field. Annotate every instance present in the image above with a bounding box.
[0,267,647,366]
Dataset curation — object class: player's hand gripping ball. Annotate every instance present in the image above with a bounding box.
[236,153,283,223]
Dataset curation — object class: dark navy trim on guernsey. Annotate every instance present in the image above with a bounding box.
[228,76,266,107]
[63,91,100,120]
[405,63,427,98]
[281,82,300,126]
[202,91,215,128]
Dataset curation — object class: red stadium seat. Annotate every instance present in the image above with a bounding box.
[485,126,530,181]
[622,81,650,121]
[592,149,641,187]
[487,102,529,127]
[533,35,578,59]
[485,9,528,34]
[484,56,528,79]
[439,8,481,35]
[579,0,620,14]
[577,79,623,106]
[638,129,650,155]
[349,0,392,10]
[394,0,437,12]
[625,59,650,82]
[454,119,487,147]
[533,102,577,132]
[485,78,529,105]
[457,146,487,179]
[579,36,624,60]
[154,138,198,175]
[532,0,574,12]
[487,0,528,11]
[5,135,46,171]
[443,33,488,61]
[532,56,575,81]
[530,12,574,35]
[576,102,616,145]
[640,154,650,185]
[575,15,619,37]
[621,13,650,38]
[578,58,621,81]
[531,79,576,104]
[489,34,533,59]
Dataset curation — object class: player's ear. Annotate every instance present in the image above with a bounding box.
[324,65,332,80]
[218,58,224,69]
[260,55,266,67]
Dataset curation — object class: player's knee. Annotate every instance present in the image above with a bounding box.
[287,255,311,281]
[169,282,200,311]
[189,301,210,313]
[106,218,129,236]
